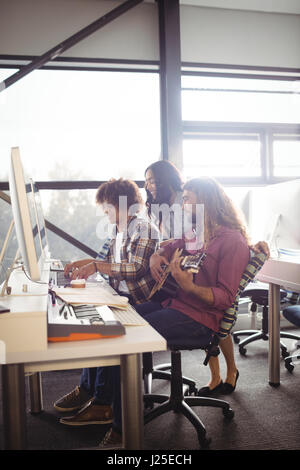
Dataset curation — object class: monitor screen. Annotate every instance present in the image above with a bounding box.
[29,178,49,257]
[0,222,19,288]
[248,179,300,255]
[9,147,41,280]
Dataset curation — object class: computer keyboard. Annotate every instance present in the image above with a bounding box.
[49,269,71,287]
[110,305,148,326]
[55,270,71,287]
[70,303,147,326]
[71,304,102,322]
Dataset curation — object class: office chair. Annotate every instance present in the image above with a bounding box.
[144,251,267,448]
[232,285,300,357]
[282,305,300,372]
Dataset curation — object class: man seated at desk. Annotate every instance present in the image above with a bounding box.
[75,176,252,447]
[53,178,159,426]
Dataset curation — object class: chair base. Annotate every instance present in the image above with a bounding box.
[144,350,234,449]
[284,352,300,372]
[233,329,300,357]
[143,353,197,395]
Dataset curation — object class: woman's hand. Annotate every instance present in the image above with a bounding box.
[150,252,169,282]
[169,257,194,293]
[250,241,270,258]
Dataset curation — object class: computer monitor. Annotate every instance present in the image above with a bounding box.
[0,221,19,290]
[29,178,50,259]
[248,179,300,255]
[9,147,42,280]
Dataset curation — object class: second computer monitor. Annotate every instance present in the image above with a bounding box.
[29,178,49,259]
[9,147,42,281]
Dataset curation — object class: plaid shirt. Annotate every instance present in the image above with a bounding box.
[101,217,159,304]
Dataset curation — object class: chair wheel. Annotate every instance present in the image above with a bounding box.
[223,407,234,420]
[188,384,197,395]
[285,361,294,373]
[281,349,289,359]
[239,346,247,355]
[199,436,211,449]
[233,336,240,344]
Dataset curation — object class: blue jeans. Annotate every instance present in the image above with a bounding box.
[282,305,300,328]
[90,301,214,434]
[80,367,113,405]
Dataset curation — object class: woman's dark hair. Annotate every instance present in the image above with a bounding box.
[144,160,183,218]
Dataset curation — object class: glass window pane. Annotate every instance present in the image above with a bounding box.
[182,76,300,124]
[0,69,161,182]
[39,187,146,262]
[183,138,261,179]
[273,140,300,177]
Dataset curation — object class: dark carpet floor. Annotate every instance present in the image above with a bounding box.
[1,329,300,452]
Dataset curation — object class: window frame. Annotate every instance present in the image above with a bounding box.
[182,121,300,185]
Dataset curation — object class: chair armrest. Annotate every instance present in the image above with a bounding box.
[203,334,220,366]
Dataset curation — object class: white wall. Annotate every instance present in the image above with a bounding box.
[0,0,159,61]
[0,0,300,68]
[180,6,300,68]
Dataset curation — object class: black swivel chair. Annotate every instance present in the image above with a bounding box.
[282,305,300,372]
[233,284,300,357]
[143,252,267,449]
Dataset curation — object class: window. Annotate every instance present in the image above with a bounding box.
[273,138,300,178]
[181,76,300,124]
[0,68,161,182]
[0,67,160,259]
[181,75,300,183]
[183,134,261,180]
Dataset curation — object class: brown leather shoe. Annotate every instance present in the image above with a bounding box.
[54,386,92,413]
[59,399,113,426]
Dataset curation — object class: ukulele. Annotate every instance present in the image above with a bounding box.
[148,248,206,301]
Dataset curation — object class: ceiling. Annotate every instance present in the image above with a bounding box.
[145,0,300,15]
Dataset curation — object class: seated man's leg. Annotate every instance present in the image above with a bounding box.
[79,367,97,397]
[54,368,93,413]
[100,305,213,445]
[59,367,114,426]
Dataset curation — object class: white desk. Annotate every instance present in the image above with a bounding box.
[0,268,166,450]
[256,257,300,386]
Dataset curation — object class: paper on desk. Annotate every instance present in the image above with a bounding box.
[52,285,129,308]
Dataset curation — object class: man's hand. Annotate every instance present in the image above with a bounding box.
[169,257,194,293]
[250,241,270,258]
[69,262,96,281]
[150,252,169,282]
[64,259,93,278]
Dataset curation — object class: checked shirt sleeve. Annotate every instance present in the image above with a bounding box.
[110,221,159,281]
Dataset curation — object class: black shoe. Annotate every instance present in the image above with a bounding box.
[222,370,239,394]
[197,381,223,397]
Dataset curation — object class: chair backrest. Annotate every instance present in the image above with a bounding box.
[203,251,267,365]
[218,251,267,339]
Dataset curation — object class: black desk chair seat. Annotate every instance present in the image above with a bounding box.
[233,283,300,357]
